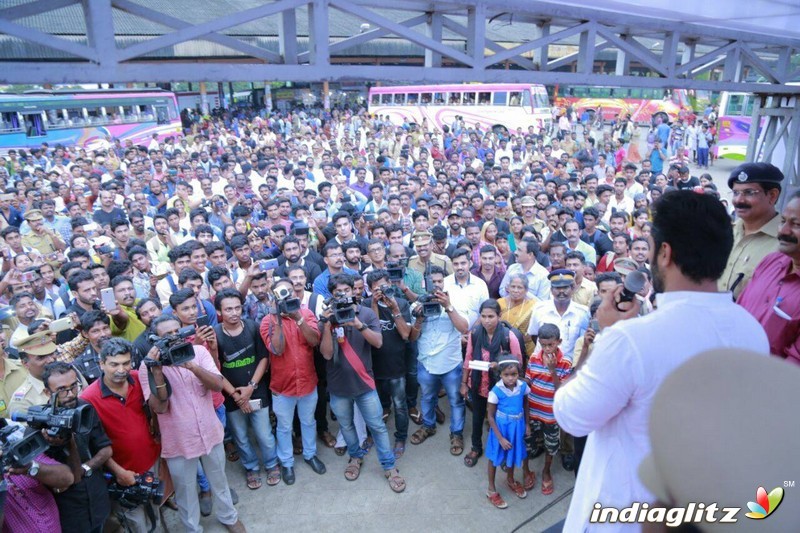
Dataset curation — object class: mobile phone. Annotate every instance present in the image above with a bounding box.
[260,259,279,271]
[313,210,327,221]
[196,314,210,327]
[19,271,35,282]
[100,287,117,311]
[589,319,601,332]
[248,399,262,411]
[49,316,75,333]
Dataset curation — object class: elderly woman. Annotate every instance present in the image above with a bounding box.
[497,273,539,356]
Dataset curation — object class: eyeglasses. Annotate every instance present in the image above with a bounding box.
[326,252,344,258]
[54,381,81,397]
[731,189,763,199]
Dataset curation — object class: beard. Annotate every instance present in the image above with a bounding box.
[651,259,665,294]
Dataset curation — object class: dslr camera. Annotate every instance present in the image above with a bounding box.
[416,293,442,318]
[273,285,301,315]
[12,403,94,439]
[377,284,401,299]
[107,471,164,510]
[324,293,357,324]
[146,326,196,366]
[73,351,103,383]
[386,262,405,282]
[0,420,49,468]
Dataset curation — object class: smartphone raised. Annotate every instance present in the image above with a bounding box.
[196,314,210,327]
[49,316,75,333]
[100,287,117,311]
[260,259,279,271]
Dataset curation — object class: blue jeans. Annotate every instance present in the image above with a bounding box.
[227,406,278,471]
[697,147,709,167]
[197,404,226,492]
[272,389,318,468]
[329,390,395,470]
[417,362,465,435]
[377,377,409,442]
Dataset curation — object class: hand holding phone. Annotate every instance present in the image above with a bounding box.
[100,287,117,311]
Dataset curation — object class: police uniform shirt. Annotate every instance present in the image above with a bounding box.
[21,231,57,256]
[718,214,780,300]
[8,373,49,417]
[0,357,28,418]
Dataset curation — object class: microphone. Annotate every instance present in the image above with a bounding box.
[619,270,647,304]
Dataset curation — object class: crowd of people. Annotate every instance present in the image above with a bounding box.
[0,99,795,533]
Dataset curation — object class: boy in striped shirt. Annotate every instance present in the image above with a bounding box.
[522,323,572,495]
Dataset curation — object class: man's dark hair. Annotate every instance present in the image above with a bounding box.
[178,268,202,286]
[206,265,231,287]
[127,245,148,261]
[168,244,191,263]
[609,211,629,223]
[520,238,541,256]
[538,323,561,341]
[110,219,129,233]
[365,269,389,288]
[9,291,34,308]
[67,270,94,291]
[67,249,92,262]
[42,361,77,390]
[107,260,132,281]
[230,234,249,252]
[135,297,162,320]
[80,309,110,331]
[327,273,354,293]
[189,207,209,223]
[0,226,20,239]
[214,288,244,310]
[342,240,363,255]
[565,251,586,264]
[59,261,83,278]
[323,240,343,258]
[195,224,215,237]
[583,206,600,220]
[281,235,300,251]
[169,287,196,309]
[451,248,471,263]
[100,337,133,362]
[595,272,622,286]
[110,274,133,289]
[151,314,181,333]
[651,191,733,283]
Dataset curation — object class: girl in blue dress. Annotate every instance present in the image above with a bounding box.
[486,355,530,509]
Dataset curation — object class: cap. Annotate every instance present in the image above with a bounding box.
[548,269,575,288]
[24,209,43,222]
[520,196,536,207]
[428,200,443,209]
[447,209,462,219]
[638,349,800,531]
[613,257,639,276]
[17,331,57,356]
[411,230,433,245]
[633,193,647,202]
[727,162,784,190]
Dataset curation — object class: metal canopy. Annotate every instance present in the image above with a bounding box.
[0,0,798,91]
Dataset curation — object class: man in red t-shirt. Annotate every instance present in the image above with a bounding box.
[81,337,162,532]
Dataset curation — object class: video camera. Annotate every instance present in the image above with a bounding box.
[12,403,94,439]
[106,471,164,510]
[0,420,48,468]
[146,326,196,366]
[73,350,103,383]
[416,293,442,318]
[386,262,405,282]
[324,294,356,324]
[273,285,301,315]
[377,284,401,299]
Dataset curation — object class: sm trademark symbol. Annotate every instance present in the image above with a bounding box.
[784,481,795,488]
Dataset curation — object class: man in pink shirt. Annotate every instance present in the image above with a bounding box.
[140,315,245,533]
[3,451,74,532]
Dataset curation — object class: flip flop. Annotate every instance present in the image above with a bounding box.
[487,491,508,509]
[246,471,262,490]
[542,479,554,495]
[523,472,536,491]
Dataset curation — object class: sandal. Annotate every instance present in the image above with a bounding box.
[410,426,435,445]
[319,431,336,448]
[487,491,508,509]
[463,449,481,467]
[542,479,554,495]
[344,458,362,481]
[523,472,536,491]
[507,479,527,499]
[449,433,464,456]
[393,440,406,459]
[334,446,346,456]
[246,470,262,490]
[385,468,406,493]
[266,466,281,486]
[225,442,239,462]
[408,407,422,425]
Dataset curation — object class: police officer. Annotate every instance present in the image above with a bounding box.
[8,331,57,416]
[0,325,28,418]
[21,208,66,258]
[718,162,784,299]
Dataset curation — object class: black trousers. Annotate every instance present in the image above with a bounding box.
[470,393,489,453]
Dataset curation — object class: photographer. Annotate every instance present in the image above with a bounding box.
[214,289,280,490]
[80,338,162,532]
[364,270,412,458]
[318,274,406,493]
[139,315,245,533]
[408,266,469,457]
[41,361,112,533]
[261,278,325,483]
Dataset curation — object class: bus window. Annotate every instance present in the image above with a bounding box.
[726,94,745,115]
[463,92,476,105]
[380,93,392,105]
[743,95,755,117]
[24,112,46,137]
[448,92,462,105]
[493,92,507,106]
[155,105,169,125]
[534,91,549,109]
[509,92,521,106]
[0,112,20,132]
[478,92,491,105]
[420,93,432,105]
[393,93,405,105]
[407,93,419,105]
[433,92,445,104]
[522,90,531,108]
[572,87,588,97]
[86,107,107,125]
[371,94,380,105]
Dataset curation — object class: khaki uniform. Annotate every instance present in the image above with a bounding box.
[21,231,58,256]
[0,357,28,418]
[8,373,49,417]
[718,215,780,300]
[572,277,598,307]
[408,253,453,277]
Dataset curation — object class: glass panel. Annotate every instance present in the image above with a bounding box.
[381,93,392,104]
[509,91,522,106]
[725,94,745,115]
[572,86,588,97]
[448,92,462,104]
[371,94,380,105]
[433,92,445,104]
[535,91,549,108]
[629,88,643,98]
[0,112,21,132]
[407,93,419,104]
[743,95,755,116]
[25,113,47,137]
[478,92,491,105]
[522,90,531,108]
[463,92,476,105]
[493,91,507,106]
[393,93,405,104]
[420,93,432,105]
[154,105,169,125]
[86,106,108,125]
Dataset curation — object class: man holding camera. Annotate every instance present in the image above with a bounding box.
[80,338,162,532]
[318,273,406,493]
[139,315,245,533]
[41,361,112,533]
[262,279,325,485]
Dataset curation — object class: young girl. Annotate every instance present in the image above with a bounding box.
[485,356,530,509]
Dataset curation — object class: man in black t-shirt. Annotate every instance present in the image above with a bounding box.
[92,190,127,230]
[213,289,279,490]
[364,269,412,458]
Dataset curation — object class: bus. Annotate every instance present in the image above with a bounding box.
[368,83,552,134]
[715,91,760,161]
[551,86,692,124]
[0,89,181,153]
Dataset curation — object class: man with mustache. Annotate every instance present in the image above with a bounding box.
[55,310,113,384]
[719,162,784,299]
[738,190,800,365]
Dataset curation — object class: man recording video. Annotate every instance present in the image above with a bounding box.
[81,338,162,533]
[41,361,112,533]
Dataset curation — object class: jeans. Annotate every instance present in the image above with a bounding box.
[470,393,489,453]
[227,405,278,472]
[377,377,409,442]
[329,390,395,470]
[405,343,419,409]
[272,389,318,467]
[197,404,226,492]
[697,147,709,167]
[417,362,465,435]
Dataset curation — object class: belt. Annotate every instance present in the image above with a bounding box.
[496,410,524,421]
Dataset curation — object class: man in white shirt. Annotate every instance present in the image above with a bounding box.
[526,270,590,362]
[442,249,489,329]
[499,238,551,301]
[553,191,769,533]
[605,177,635,221]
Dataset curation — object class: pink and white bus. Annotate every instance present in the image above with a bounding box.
[0,89,181,152]
[368,83,552,134]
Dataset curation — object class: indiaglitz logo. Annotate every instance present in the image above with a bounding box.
[745,486,784,519]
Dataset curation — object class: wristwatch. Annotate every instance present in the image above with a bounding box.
[28,460,40,477]
[357,323,368,331]
[81,463,93,478]
[248,380,258,388]
[296,317,305,326]
[446,306,455,313]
